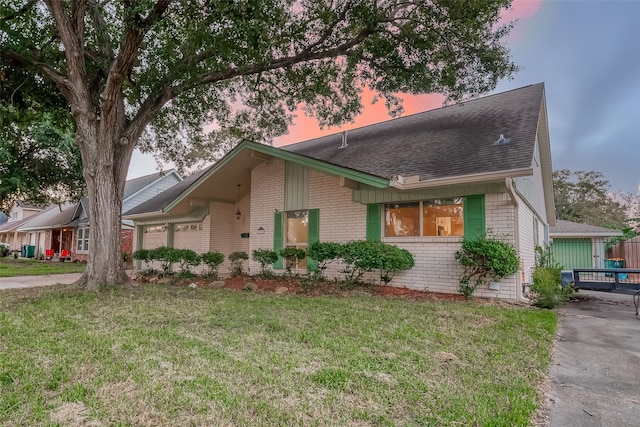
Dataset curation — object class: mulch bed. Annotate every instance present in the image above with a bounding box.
[148,274,471,302]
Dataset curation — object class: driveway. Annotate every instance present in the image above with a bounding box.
[0,273,83,290]
[544,290,640,426]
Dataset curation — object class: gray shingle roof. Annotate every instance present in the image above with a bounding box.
[283,83,545,181]
[124,170,207,216]
[124,170,178,199]
[550,220,622,236]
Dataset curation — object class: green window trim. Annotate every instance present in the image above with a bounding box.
[366,204,382,240]
[273,211,283,269]
[307,208,319,272]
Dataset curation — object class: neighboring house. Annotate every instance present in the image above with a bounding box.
[549,220,622,270]
[125,83,555,301]
[8,202,42,222]
[13,170,182,260]
[0,205,52,251]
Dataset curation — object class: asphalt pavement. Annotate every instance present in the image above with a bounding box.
[543,290,640,426]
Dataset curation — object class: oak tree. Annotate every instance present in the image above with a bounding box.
[1,0,517,289]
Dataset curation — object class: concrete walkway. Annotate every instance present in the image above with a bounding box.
[544,290,640,426]
[0,273,83,290]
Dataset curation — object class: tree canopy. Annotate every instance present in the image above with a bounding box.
[1,0,518,289]
[553,169,637,230]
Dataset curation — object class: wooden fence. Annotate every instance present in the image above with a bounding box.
[606,236,640,282]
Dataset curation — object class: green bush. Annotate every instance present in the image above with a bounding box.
[133,249,151,269]
[149,246,182,276]
[280,247,306,274]
[530,266,575,309]
[229,251,249,277]
[454,234,520,298]
[252,249,279,278]
[340,240,414,286]
[176,249,200,274]
[200,251,225,279]
[307,242,342,278]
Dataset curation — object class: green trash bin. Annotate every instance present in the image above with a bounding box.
[604,258,626,279]
[25,245,36,258]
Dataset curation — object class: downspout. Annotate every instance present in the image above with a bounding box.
[505,178,529,303]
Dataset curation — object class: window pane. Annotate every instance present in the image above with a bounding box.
[385,203,420,237]
[77,240,82,251]
[85,228,89,238]
[423,198,464,236]
[83,240,89,251]
[286,211,308,245]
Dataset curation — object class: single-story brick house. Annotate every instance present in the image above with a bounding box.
[125,83,555,301]
[14,170,182,260]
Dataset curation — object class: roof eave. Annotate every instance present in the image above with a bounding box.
[550,232,623,238]
[163,140,390,212]
[122,210,166,220]
[389,167,533,190]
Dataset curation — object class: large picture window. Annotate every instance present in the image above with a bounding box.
[77,227,89,252]
[385,198,464,237]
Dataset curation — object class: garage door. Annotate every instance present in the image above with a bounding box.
[551,238,593,270]
[174,223,203,250]
[142,225,167,249]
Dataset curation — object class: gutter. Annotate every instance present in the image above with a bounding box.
[389,167,533,190]
[506,178,529,303]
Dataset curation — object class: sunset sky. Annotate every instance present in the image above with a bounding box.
[128,0,640,194]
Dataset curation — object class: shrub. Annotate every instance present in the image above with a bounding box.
[200,251,225,279]
[176,249,201,274]
[340,240,414,286]
[530,266,576,309]
[252,249,279,278]
[280,247,306,274]
[307,242,342,278]
[133,249,151,269]
[454,233,520,298]
[229,251,249,276]
[149,246,182,276]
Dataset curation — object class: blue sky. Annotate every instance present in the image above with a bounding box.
[128,0,640,194]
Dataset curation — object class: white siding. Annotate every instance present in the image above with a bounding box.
[123,174,182,213]
[514,138,548,225]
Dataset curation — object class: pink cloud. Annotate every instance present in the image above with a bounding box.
[276,0,544,147]
[276,89,444,146]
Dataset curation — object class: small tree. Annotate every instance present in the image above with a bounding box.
[229,251,249,277]
[454,234,520,298]
[200,251,225,280]
[280,248,306,274]
[252,249,279,278]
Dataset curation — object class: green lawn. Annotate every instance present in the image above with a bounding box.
[0,284,556,426]
[0,257,86,277]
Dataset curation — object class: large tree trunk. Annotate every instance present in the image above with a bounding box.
[82,167,129,291]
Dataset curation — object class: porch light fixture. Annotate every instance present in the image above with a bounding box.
[235,184,241,220]
[257,227,265,234]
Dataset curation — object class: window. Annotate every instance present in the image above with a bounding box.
[144,225,167,233]
[77,227,89,252]
[11,212,17,220]
[286,210,308,269]
[174,223,202,232]
[385,198,464,237]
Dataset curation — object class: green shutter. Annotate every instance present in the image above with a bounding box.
[464,195,485,239]
[366,204,382,240]
[273,211,283,269]
[307,209,319,272]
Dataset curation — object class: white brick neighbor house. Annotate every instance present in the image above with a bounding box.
[125,83,555,301]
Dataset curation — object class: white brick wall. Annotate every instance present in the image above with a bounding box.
[249,159,285,274]
[247,165,521,300]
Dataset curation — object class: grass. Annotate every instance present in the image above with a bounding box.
[0,257,86,277]
[0,283,557,426]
